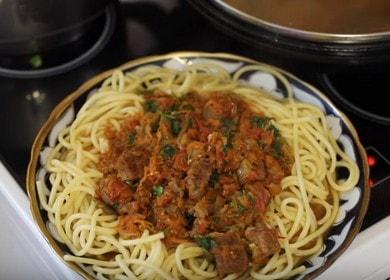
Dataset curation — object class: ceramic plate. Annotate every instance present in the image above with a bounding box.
[27,52,370,280]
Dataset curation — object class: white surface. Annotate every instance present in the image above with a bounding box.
[318,215,390,280]
[0,161,81,280]
[0,160,389,279]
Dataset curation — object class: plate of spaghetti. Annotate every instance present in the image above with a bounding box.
[27,52,369,280]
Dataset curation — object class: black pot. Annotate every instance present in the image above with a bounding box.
[187,0,390,66]
[0,0,109,55]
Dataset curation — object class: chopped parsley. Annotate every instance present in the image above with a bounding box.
[171,119,181,136]
[251,116,271,129]
[236,199,247,212]
[157,109,182,136]
[223,130,234,152]
[195,236,216,250]
[128,131,137,146]
[160,144,176,160]
[252,116,281,137]
[272,139,283,159]
[230,198,247,213]
[161,110,176,120]
[29,54,43,68]
[145,100,158,112]
[152,185,165,197]
[252,115,284,158]
[243,190,255,201]
[209,170,220,187]
[222,118,236,131]
[112,202,120,210]
[269,124,281,137]
[222,118,236,152]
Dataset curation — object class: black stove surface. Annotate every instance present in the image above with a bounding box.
[1,0,389,230]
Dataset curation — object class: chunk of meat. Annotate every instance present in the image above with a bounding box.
[209,232,249,276]
[173,150,188,172]
[154,205,188,247]
[237,158,267,185]
[185,141,212,200]
[148,90,177,111]
[193,191,225,219]
[118,214,151,239]
[244,182,271,213]
[115,146,150,180]
[203,95,238,120]
[97,176,133,214]
[192,218,211,235]
[265,154,285,183]
[186,141,205,161]
[266,182,282,196]
[245,222,280,265]
[185,158,212,200]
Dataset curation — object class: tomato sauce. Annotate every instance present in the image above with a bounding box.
[96,90,290,275]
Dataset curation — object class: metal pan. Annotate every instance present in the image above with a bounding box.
[187,0,390,65]
[0,0,109,55]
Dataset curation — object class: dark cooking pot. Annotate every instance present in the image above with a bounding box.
[0,0,109,55]
[187,0,390,66]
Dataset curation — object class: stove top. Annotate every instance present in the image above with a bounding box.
[1,0,389,230]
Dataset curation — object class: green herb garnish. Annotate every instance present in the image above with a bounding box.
[128,131,137,146]
[145,100,158,112]
[222,118,236,131]
[161,110,176,120]
[223,130,234,152]
[272,139,283,159]
[171,119,181,136]
[252,116,281,136]
[269,124,281,137]
[222,118,236,152]
[252,116,283,158]
[209,170,220,187]
[160,110,181,136]
[152,185,165,197]
[29,54,43,68]
[112,202,120,210]
[251,116,271,129]
[195,236,216,250]
[236,199,247,212]
[229,198,247,213]
[243,190,255,201]
[160,144,177,160]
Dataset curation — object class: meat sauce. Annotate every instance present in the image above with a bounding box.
[97,90,290,275]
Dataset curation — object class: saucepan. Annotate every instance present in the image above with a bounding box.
[186,0,390,65]
[0,0,109,55]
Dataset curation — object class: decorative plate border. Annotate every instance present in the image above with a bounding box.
[27,51,370,280]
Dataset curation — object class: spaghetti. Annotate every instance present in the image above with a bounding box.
[37,61,359,280]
